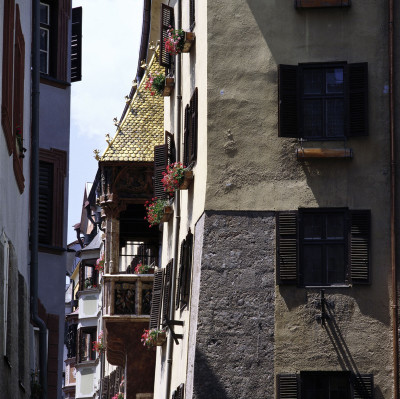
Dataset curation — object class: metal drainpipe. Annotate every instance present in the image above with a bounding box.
[31,0,48,398]
[165,0,182,397]
[389,0,399,397]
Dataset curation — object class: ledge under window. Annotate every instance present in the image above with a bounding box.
[295,0,351,8]
[296,148,353,159]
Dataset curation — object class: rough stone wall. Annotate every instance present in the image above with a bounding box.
[192,211,275,399]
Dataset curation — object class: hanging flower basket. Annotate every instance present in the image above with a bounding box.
[145,72,174,97]
[161,205,173,222]
[182,31,195,53]
[165,28,195,55]
[179,170,194,189]
[141,329,167,349]
[161,162,193,196]
[92,331,105,354]
[134,263,155,275]
[163,77,175,97]
[144,198,169,227]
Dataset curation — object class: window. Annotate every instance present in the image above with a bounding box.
[176,230,193,310]
[184,88,198,166]
[295,0,351,8]
[276,209,370,286]
[38,148,67,249]
[154,131,175,199]
[77,327,96,362]
[66,324,77,359]
[278,62,368,139]
[40,2,50,74]
[79,261,98,291]
[277,372,373,399]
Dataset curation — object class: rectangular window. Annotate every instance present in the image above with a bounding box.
[278,62,368,139]
[40,2,50,74]
[183,88,198,166]
[277,209,370,286]
[78,327,96,362]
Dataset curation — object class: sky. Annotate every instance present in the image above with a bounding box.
[67,0,143,243]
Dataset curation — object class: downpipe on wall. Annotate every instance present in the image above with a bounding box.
[31,0,48,398]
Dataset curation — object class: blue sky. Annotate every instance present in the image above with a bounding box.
[68,0,143,243]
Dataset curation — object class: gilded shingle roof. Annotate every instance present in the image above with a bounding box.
[100,49,164,162]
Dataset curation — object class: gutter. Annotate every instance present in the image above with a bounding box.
[165,1,182,397]
[389,0,398,397]
[31,0,48,398]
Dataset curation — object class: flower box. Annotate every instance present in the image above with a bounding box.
[163,77,175,97]
[179,170,194,190]
[182,32,195,53]
[155,331,167,346]
[161,205,173,223]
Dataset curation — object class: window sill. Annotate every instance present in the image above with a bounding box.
[297,148,353,159]
[75,357,99,368]
[303,285,351,289]
[38,244,66,254]
[40,75,71,89]
[295,0,351,8]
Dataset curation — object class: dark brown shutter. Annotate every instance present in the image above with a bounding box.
[79,262,84,291]
[101,376,109,399]
[276,212,298,284]
[57,0,71,81]
[190,0,195,30]
[71,7,82,82]
[278,65,299,138]
[160,4,174,68]
[162,260,173,327]
[183,105,190,166]
[154,144,168,199]
[350,210,370,284]
[347,63,368,137]
[39,161,54,245]
[351,374,373,399]
[166,131,176,165]
[176,240,185,310]
[177,383,185,399]
[1,0,15,155]
[190,88,198,163]
[109,370,116,396]
[181,230,193,308]
[76,328,82,362]
[149,268,164,329]
[277,374,299,399]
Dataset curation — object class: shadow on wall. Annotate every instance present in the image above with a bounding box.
[193,348,229,399]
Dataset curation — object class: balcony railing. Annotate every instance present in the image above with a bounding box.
[119,242,159,273]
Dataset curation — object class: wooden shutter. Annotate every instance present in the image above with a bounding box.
[276,212,298,284]
[39,161,54,245]
[183,105,191,166]
[57,0,71,81]
[176,240,185,310]
[149,268,164,329]
[278,65,299,138]
[190,0,195,30]
[347,63,368,137]
[76,328,82,363]
[101,376,109,399]
[166,131,176,165]
[277,374,299,399]
[71,7,82,82]
[160,4,174,68]
[1,0,15,155]
[350,210,370,284]
[109,370,116,396]
[162,260,173,327]
[190,88,198,163]
[154,144,168,199]
[351,374,374,399]
[181,230,193,308]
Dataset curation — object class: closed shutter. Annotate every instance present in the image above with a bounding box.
[176,240,185,310]
[351,374,374,399]
[350,210,370,284]
[1,0,15,154]
[39,161,54,245]
[278,65,299,138]
[71,7,82,82]
[183,105,191,166]
[190,0,195,30]
[154,144,168,199]
[277,374,299,399]
[166,131,176,165]
[149,268,164,329]
[181,230,193,308]
[276,212,298,284]
[160,4,174,68]
[109,370,116,397]
[177,383,185,399]
[190,88,198,163]
[162,260,173,327]
[101,376,109,399]
[79,262,84,292]
[347,63,368,137]
[76,328,82,363]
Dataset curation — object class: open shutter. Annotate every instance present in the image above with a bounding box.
[190,88,198,164]
[76,328,82,363]
[277,212,298,284]
[190,0,195,29]
[347,63,368,137]
[39,161,54,245]
[71,7,82,82]
[166,131,176,165]
[351,374,374,399]
[277,374,299,399]
[154,144,168,199]
[350,210,370,284]
[278,65,299,138]
[160,4,174,68]
[176,240,185,310]
[101,376,109,399]
[57,0,71,81]
[183,105,191,166]
[181,230,193,308]
[162,260,173,327]
[149,268,164,329]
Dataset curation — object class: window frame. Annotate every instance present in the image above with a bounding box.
[301,371,351,399]
[77,326,97,363]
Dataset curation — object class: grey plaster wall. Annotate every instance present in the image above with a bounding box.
[191,211,275,399]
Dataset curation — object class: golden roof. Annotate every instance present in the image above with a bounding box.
[100,48,164,162]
